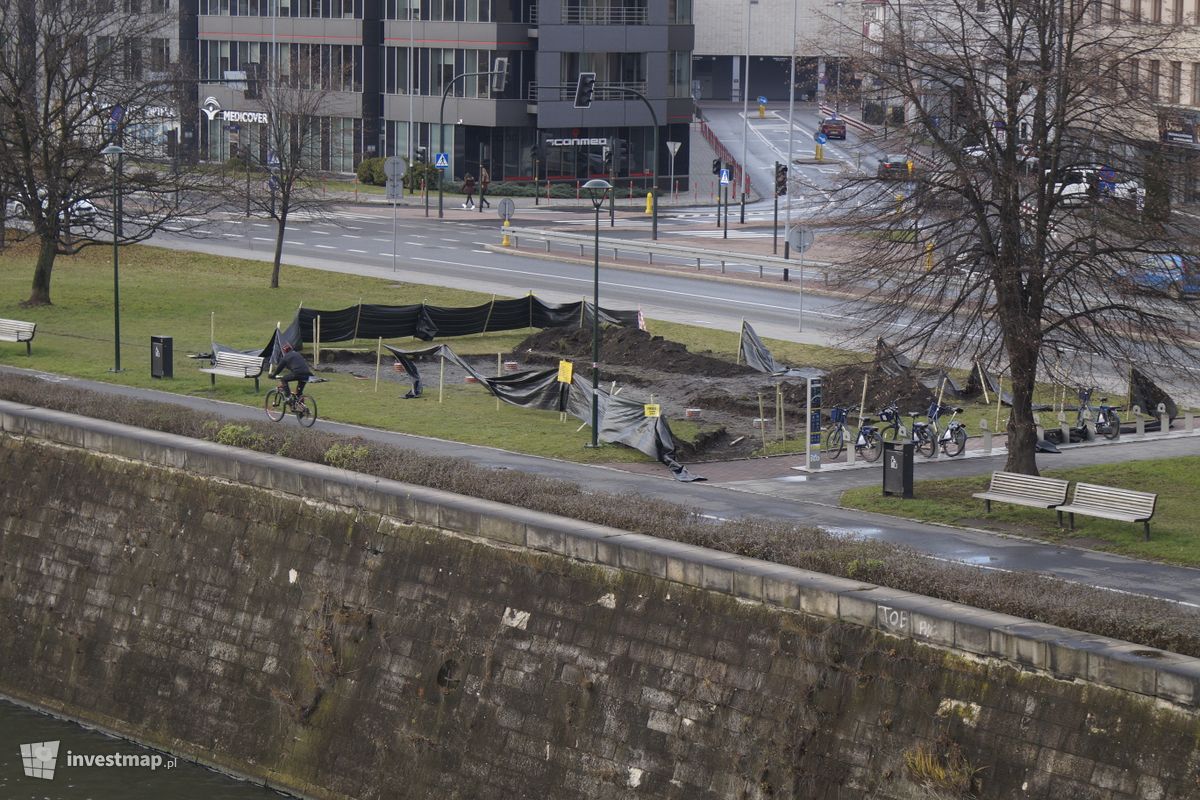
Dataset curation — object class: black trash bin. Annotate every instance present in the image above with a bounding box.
[882,440,914,498]
[151,335,173,379]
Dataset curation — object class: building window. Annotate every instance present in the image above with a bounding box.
[1171,60,1182,102]
[1149,59,1160,98]
[667,51,691,97]
[1132,0,1141,20]
[150,38,170,72]
[1152,0,1162,20]
[1128,58,1139,96]
[668,0,692,23]
[1193,63,1200,104]
[1175,0,1184,22]
[1111,0,1121,22]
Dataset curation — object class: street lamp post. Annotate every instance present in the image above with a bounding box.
[102,143,125,372]
[583,178,612,448]
[739,0,757,223]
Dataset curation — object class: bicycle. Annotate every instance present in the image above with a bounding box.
[932,404,968,457]
[823,405,884,463]
[265,383,319,427]
[875,400,909,442]
[1073,387,1120,441]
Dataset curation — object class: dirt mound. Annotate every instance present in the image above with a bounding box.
[820,363,935,414]
[516,326,757,377]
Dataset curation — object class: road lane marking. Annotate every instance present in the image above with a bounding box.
[348,249,366,254]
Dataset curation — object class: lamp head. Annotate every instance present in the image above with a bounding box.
[102,143,125,167]
[583,178,612,209]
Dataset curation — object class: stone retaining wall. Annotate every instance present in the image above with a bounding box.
[0,401,1197,798]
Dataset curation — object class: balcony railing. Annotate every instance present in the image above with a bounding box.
[562,5,647,24]
[526,81,648,102]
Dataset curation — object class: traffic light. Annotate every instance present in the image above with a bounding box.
[573,72,597,109]
[603,146,613,173]
[712,158,722,175]
[529,144,540,162]
[491,57,509,93]
[775,163,788,196]
[414,145,427,162]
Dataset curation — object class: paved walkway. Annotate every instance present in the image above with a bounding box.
[4,363,1199,608]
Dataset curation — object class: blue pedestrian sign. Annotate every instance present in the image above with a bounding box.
[815,132,828,144]
[719,168,731,185]
[434,152,450,169]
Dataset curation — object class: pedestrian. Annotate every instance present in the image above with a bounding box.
[479,166,491,209]
[462,173,476,209]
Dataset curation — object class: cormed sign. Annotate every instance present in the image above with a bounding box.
[545,137,607,147]
[201,96,269,125]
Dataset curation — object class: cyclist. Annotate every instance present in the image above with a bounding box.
[269,342,312,404]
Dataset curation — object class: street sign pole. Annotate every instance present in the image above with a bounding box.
[773,161,779,255]
[723,184,729,239]
[666,140,681,200]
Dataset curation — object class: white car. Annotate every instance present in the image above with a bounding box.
[1053,166,1139,207]
[8,195,98,224]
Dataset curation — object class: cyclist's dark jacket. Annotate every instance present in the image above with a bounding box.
[270,350,312,379]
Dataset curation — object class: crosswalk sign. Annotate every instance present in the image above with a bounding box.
[719,168,730,185]
[434,152,449,169]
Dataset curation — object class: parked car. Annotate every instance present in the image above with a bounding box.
[8,193,98,225]
[817,116,847,139]
[1053,165,1139,207]
[876,154,910,179]
[1122,254,1200,299]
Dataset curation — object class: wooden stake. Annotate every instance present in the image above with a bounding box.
[1126,362,1134,412]
[976,361,990,406]
[481,295,496,337]
[439,356,444,404]
[858,374,870,428]
[736,318,745,365]
[353,297,363,344]
[312,318,318,366]
[995,370,1003,432]
[210,311,215,344]
[374,337,382,393]
[496,352,501,411]
[758,392,767,452]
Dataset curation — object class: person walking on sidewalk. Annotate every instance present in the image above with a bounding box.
[461,173,476,209]
[478,166,491,209]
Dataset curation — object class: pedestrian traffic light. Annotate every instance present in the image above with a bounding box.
[712,158,722,175]
[775,163,788,196]
[573,72,597,109]
[415,145,427,162]
[603,146,613,173]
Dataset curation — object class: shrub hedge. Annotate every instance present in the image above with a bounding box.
[1,373,1196,657]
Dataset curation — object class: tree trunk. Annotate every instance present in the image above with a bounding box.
[25,235,58,306]
[270,204,288,289]
[1003,333,1041,475]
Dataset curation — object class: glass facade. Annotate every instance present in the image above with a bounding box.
[202,114,360,171]
[383,0,493,21]
[384,47,495,97]
[200,42,363,92]
[199,0,364,17]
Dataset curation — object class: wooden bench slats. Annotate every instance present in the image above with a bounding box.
[199,351,264,391]
[0,318,36,355]
[1057,481,1157,540]
[972,471,1070,515]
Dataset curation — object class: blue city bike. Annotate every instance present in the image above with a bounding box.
[823,405,884,463]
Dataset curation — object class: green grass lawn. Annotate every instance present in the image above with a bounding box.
[839,458,1200,565]
[0,239,836,463]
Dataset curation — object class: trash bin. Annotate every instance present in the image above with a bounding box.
[150,335,173,379]
[882,440,914,499]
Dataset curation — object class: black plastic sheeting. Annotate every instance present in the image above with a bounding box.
[384,344,704,481]
[738,321,824,379]
[294,296,639,343]
[966,362,1051,411]
[1130,367,1177,424]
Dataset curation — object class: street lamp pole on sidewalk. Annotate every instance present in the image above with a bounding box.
[102,143,125,372]
[739,0,757,224]
[583,179,612,449]
[784,0,798,258]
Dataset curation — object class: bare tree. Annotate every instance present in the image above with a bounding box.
[236,62,344,289]
[819,0,1200,473]
[0,1,216,306]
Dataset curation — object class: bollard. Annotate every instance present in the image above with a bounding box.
[1058,412,1070,446]
[1157,402,1169,434]
[1187,411,1195,434]
[979,419,992,453]
[644,192,653,214]
[783,268,789,282]
[1133,405,1145,438]
[758,103,766,118]
[1084,419,1095,441]
[501,219,511,247]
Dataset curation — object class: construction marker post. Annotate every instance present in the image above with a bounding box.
[804,377,823,472]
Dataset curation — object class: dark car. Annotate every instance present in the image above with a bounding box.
[876,154,910,179]
[1121,254,1200,299]
[818,116,847,139]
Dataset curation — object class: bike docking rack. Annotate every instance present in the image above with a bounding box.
[795,404,1200,474]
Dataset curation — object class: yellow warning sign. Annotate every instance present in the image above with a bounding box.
[557,360,574,383]
[644,404,661,418]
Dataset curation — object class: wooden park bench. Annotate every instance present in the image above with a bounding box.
[973,471,1071,523]
[0,318,36,356]
[199,351,264,391]
[1056,482,1158,541]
